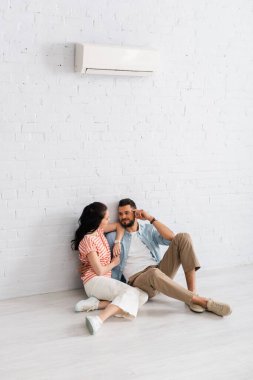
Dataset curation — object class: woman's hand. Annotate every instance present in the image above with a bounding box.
[113,241,121,257]
[111,255,120,267]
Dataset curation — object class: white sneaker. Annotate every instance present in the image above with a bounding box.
[75,297,99,312]
[86,316,103,335]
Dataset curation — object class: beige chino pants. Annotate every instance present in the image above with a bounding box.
[128,233,200,305]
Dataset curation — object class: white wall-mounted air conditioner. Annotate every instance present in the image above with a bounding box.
[75,43,159,76]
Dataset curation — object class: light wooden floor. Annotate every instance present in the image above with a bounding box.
[0,265,252,380]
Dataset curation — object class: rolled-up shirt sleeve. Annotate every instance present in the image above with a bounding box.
[151,228,171,246]
[79,236,96,261]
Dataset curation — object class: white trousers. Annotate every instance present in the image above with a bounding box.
[84,276,148,320]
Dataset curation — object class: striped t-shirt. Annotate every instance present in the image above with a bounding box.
[78,228,112,284]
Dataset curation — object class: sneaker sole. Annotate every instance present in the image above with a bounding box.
[208,308,232,317]
[186,303,205,313]
[189,305,205,313]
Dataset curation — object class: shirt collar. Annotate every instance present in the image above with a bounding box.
[124,222,144,235]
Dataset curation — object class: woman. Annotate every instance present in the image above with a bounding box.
[72,202,148,335]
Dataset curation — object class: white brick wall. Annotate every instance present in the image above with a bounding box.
[1,0,253,299]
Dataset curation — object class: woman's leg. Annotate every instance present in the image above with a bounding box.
[86,303,125,335]
[85,277,146,335]
[75,293,110,312]
[85,276,147,320]
[98,300,110,309]
[99,304,124,322]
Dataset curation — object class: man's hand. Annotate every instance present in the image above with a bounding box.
[134,208,175,240]
[134,209,153,222]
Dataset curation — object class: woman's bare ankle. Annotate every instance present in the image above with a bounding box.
[98,300,110,309]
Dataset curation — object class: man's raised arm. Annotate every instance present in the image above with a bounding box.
[134,209,175,241]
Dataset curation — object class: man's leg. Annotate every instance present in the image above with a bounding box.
[130,267,232,317]
[158,233,200,292]
[185,271,196,293]
[131,267,194,305]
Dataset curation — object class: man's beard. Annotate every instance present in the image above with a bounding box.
[119,218,135,228]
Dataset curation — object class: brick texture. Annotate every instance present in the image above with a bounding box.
[1,0,253,299]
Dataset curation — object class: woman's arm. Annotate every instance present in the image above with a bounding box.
[113,223,125,257]
[103,222,118,233]
[87,251,120,276]
[103,222,126,256]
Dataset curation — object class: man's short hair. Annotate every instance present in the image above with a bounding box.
[118,198,137,209]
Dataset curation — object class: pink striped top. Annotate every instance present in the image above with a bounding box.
[78,228,112,284]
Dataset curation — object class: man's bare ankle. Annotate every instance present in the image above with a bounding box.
[192,295,208,309]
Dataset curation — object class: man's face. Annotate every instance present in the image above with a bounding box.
[118,205,136,228]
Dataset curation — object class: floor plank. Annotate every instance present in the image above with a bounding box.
[0,265,252,380]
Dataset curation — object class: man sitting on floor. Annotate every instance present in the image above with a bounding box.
[75,198,232,317]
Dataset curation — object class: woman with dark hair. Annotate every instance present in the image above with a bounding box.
[72,202,148,335]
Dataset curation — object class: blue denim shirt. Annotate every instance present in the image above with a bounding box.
[106,222,171,282]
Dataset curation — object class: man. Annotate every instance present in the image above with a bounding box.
[107,198,231,317]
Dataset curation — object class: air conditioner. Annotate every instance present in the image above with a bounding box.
[75,43,159,76]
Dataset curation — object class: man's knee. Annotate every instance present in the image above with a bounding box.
[147,268,171,296]
[133,268,161,298]
[148,267,162,279]
[175,232,191,242]
[148,268,165,286]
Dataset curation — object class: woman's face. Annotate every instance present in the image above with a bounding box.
[99,210,109,229]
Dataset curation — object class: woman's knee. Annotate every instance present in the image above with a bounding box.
[133,287,149,300]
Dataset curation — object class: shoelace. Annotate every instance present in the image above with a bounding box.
[86,305,96,312]
[210,301,224,312]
